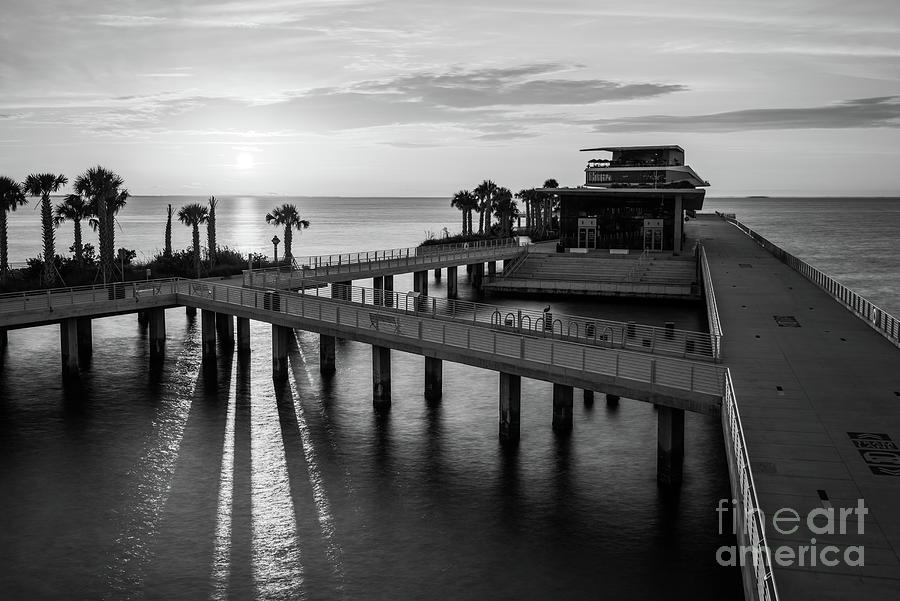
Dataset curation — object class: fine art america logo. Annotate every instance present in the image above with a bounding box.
[716,498,867,568]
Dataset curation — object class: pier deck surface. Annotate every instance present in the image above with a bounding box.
[696,215,900,599]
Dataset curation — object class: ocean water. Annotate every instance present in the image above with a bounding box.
[3,195,896,600]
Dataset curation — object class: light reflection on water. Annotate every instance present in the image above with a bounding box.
[0,282,741,600]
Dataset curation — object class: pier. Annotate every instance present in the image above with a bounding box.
[698,214,900,600]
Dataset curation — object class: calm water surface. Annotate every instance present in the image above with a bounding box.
[11,195,891,599]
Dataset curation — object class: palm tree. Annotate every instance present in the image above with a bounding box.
[474,179,497,235]
[450,190,478,235]
[54,193,91,266]
[265,203,310,262]
[177,203,209,277]
[0,176,27,286]
[164,203,173,257]
[74,167,127,283]
[516,188,539,232]
[23,173,68,286]
[207,196,218,265]
[492,187,518,237]
[543,178,558,230]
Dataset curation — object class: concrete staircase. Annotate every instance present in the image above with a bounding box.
[486,253,698,298]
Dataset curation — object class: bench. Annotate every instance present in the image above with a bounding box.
[134,284,162,299]
[369,312,400,333]
[191,283,213,296]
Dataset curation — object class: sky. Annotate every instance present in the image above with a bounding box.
[1,0,899,197]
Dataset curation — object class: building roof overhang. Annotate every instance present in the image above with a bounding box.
[579,145,684,153]
[539,186,706,210]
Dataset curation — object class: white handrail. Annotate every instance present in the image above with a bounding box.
[722,369,780,601]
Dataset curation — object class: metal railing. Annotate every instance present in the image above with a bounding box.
[699,243,723,359]
[250,276,719,362]
[724,216,900,349]
[0,278,181,313]
[245,237,521,274]
[499,244,529,277]
[721,369,780,601]
[179,280,727,397]
[243,238,524,287]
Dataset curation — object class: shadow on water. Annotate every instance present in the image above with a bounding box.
[143,350,232,599]
[272,373,336,598]
[228,355,254,600]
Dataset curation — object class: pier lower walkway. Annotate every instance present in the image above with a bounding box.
[697,215,900,599]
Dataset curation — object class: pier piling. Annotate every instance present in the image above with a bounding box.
[76,318,92,360]
[59,318,80,379]
[148,308,166,360]
[383,275,394,307]
[201,310,216,361]
[413,270,429,296]
[373,276,384,306]
[216,313,235,350]
[186,306,197,317]
[424,356,442,401]
[372,345,391,410]
[0,328,6,350]
[272,324,291,381]
[447,266,458,299]
[434,268,441,281]
[237,317,251,355]
[499,372,521,442]
[606,393,620,407]
[583,389,594,406]
[488,261,496,276]
[657,405,684,486]
[472,263,484,291]
[552,383,574,433]
[320,334,336,375]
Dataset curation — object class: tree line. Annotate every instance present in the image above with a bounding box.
[0,167,311,290]
[450,178,558,240]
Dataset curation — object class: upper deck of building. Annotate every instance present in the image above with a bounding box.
[579,145,709,189]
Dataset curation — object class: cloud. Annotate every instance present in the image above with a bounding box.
[318,64,684,108]
[590,96,900,133]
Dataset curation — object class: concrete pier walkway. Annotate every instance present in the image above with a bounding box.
[697,215,900,599]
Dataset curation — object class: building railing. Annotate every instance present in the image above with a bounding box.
[721,369,780,601]
[179,280,727,397]
[264,277,719,362]
[723,216,900,349]
[0,278,181,313]
[699,243,723,359]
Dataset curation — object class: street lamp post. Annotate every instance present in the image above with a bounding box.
[272,235,281,265]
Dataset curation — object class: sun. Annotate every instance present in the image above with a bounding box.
[236,152,255,170]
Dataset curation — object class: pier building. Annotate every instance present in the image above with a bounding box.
[547,145,708,254]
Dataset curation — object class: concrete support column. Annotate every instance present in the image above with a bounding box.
[373,276,384,306]
[472,263,484,290]
[488,261,497,276]
[0,328,6,349]
[413,270,428,296]
[60,318,80,378]
[216,313,235,350]
[424,356,442,401]
[137,310,149,327]
[657,405,685,486]
[499,372,521,442]
[372,345,391,410]
[320,334,336,375]
[447,266,458,299]
[272,324,292,381]
[148,308,166,360]
[237,317,251,355]
[186,306,197,317]
[201,310,217,361]
[606,393,620,407]
[552,383,574,433]
[674,194,684,255]
[383,275,394,308]
[434,268,441,281]
[583,389,594,406]
[331,280,352,301]
[76,317,92,358]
